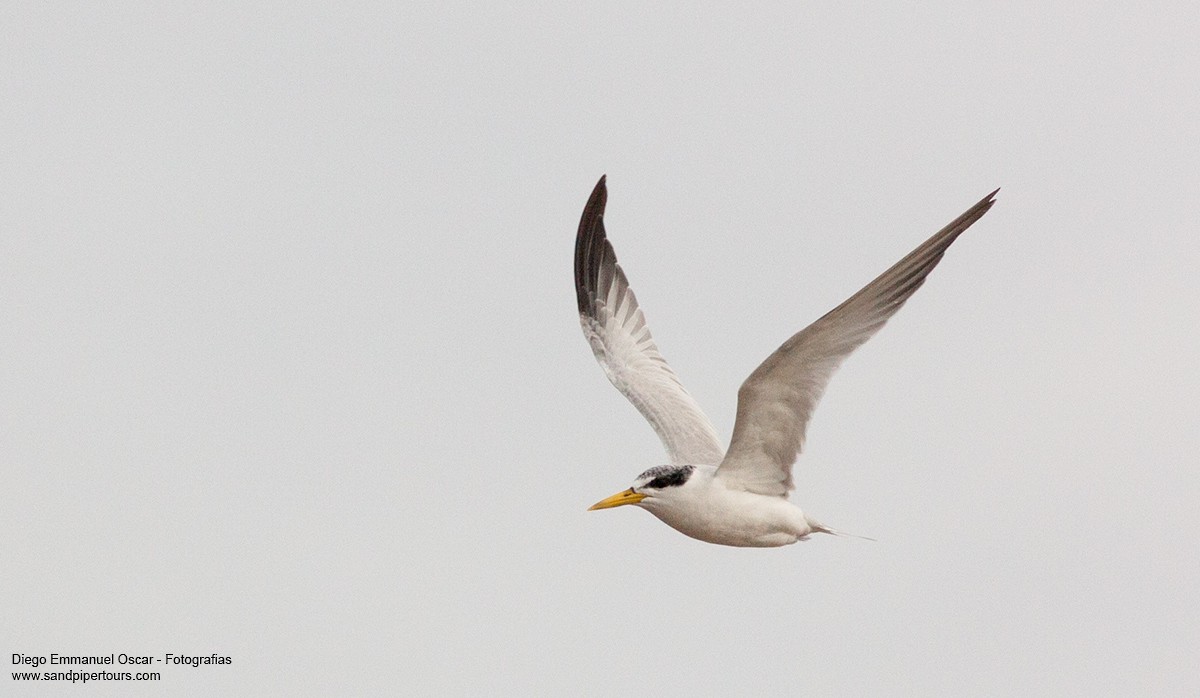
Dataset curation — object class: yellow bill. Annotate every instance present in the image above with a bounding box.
[587,488,646,511]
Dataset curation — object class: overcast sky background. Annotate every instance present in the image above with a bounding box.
[4,2,1199,695]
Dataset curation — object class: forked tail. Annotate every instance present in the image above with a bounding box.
[810,521,877,542]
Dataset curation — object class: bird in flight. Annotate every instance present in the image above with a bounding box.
[576,176,997,547]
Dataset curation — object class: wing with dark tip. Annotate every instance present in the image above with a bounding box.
[574,176,725,466]
[716,189,999,496]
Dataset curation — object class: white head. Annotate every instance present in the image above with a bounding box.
[587,464,697,512]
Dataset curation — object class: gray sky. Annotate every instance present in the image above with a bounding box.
[4,2,1198,695]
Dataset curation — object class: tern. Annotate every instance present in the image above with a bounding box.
[577,176,997,547]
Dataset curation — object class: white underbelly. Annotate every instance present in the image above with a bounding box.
[647,493,811,548]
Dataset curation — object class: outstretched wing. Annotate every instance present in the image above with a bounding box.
[574,176,725,466]
[716,189,999,496]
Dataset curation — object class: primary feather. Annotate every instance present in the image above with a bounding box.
[718,189,998,495]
